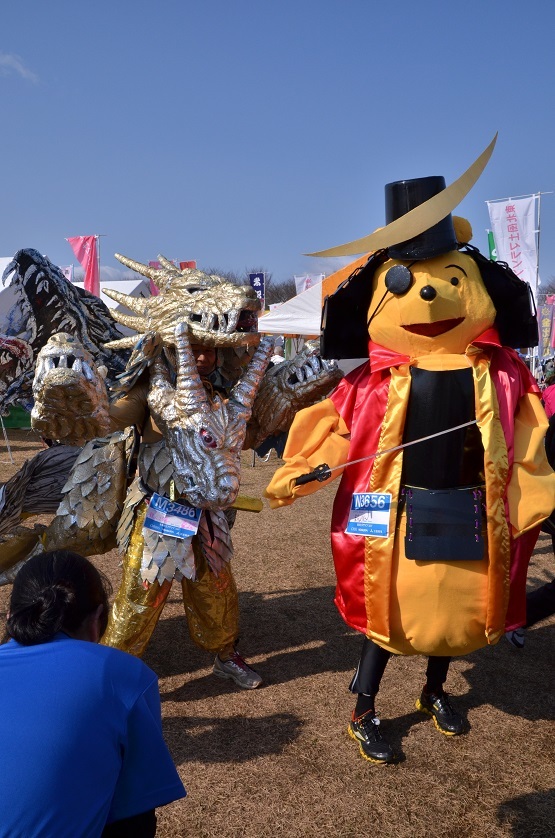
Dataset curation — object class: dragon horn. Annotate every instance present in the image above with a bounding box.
[157,254,181,273]
[102,287,149,317]
[104,335,144,350]
[174,323,209,415]
[114,253,159,280]
[229,337,273,412]
[105,310,147,331]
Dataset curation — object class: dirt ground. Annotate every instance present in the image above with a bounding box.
[1,429,554,838]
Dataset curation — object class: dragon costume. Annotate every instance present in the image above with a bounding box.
[0,250,342,685]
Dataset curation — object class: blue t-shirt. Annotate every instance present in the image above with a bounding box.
[0,634,186,837]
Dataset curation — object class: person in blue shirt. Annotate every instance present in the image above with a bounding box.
[0,549,186,837]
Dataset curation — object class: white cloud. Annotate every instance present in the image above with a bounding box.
[0,52,38,83]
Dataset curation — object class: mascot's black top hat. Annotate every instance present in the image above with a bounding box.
[385,175,458,260]
[315,136,538,359]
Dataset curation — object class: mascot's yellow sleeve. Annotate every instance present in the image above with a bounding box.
[264,398,350,508]
[507,391,555,536]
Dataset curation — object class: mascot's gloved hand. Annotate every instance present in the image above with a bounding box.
[264,454,313,508]
[264,397,351,508]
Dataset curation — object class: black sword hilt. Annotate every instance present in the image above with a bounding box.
[294,463,332,486]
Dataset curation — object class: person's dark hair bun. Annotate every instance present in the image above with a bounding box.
[7,583,75,645]
[6,551,111,646]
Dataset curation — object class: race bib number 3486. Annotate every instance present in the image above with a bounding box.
[345,492,392,538]
[143,493,201,539]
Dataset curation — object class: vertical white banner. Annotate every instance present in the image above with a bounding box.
[294,273,324,294]
[486,196,539,290]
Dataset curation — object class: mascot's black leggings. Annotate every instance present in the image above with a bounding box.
[349,637,451,696]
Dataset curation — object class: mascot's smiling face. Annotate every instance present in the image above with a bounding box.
[368,249,496,356]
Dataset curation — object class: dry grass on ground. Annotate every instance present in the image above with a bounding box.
[1,430,554,838]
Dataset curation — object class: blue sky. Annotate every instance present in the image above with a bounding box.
[1,1,554,288]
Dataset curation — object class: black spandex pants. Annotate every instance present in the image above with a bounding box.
[349,637,451,696]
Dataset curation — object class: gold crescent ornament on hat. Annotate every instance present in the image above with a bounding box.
[306,134,497,258]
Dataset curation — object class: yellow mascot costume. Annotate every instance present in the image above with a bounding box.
[265,138,555,764]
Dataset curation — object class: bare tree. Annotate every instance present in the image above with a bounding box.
[537,276,555,306]
[198,265,297,307]
[264,277,297,306]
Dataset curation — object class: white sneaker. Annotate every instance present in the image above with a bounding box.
[213,651,262,689]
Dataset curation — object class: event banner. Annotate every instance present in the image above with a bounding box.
[67,235,99,296]
[486,196,539,291]
[538,304,554,357]
[249,272,265,306]
[293,273,324,295]
[487,231,497,261]
[148,260,161,296]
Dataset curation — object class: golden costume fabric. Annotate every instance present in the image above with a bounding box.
[102,500,239,656]
[102,382,239,657]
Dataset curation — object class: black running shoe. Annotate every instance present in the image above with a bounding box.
[415,690,467,736]
[348,711,395,764]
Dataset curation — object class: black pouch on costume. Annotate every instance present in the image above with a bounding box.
[403,486,484,562]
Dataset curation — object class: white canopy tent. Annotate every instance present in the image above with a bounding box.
[258,281,365,375]
[258,282,322,336]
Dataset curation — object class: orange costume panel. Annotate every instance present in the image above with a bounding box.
[266,332,555,656]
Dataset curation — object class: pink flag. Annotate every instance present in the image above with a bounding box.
[67,236,100,296]
[148,261,160,296]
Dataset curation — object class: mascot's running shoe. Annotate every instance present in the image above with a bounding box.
[415,689,467,735]
[348,711,395,764]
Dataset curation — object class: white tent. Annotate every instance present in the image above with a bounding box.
[258,281,365,375]
[258,282,322,336]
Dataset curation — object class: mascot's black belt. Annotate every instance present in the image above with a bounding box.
[400,485,485,562]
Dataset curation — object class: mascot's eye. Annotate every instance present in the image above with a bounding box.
[450,277,460,286]
[200,429,217,449]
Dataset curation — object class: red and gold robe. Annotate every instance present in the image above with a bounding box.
[266,329,554,656]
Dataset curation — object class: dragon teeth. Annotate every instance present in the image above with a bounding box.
[227,310,239,333]
[309,356,321,374]
[82,362,95,382]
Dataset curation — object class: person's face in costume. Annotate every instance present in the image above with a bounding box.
[191,343,217,376]
[368,250,496,356]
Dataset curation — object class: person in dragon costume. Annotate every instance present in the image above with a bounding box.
[265,136,555,760]
[0,251,342,689]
